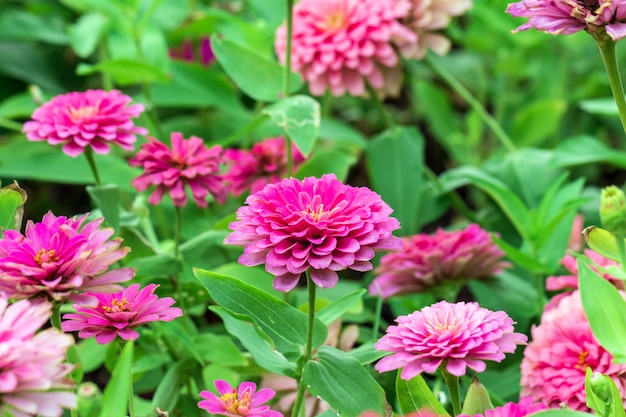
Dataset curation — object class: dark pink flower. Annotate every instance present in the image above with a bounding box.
[369,224,509,299]
[521,291,626,411]
[22,89,147,157]
[375,301,527,379]
[198,380,283,417]
[61,283,183,344]
[0,297,76,417]
[223,137,306,197]
[0,212,133,302]
[275,0,417,97]
[129,132,226,207]
[169,37,215,66]
[224,174,402,292]
[459,397,547,417]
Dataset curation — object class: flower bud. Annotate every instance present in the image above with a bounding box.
[461,377,494,416]
[588,371,612,403]
[600,186,626,238]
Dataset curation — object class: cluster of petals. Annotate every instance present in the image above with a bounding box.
[0,297,76,417]
[224,174,402,292]
[129,132,227,207]
[223,137,306,197]
[0,211,133,302]
[506,0,626,40]
[61,283,183,344]
[459,397,547,417]
[275,0,417,97]
[521,291,626,410]
[22,89,147,157]
[169,37,215,66]
[375,300,527,379]
[198,380,283,417]
[369,224,509,298]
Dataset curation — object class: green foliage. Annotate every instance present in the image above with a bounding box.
[396,373,450,416]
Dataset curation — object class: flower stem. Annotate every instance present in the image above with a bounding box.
[440,368,462,417]
[84,148,102,186]
[283,0,295,177]
[366,81,396,129]
[595,38,626,141]
[174,206,182,260]
[51,301,62,330]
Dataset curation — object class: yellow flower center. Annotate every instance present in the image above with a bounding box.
[575,350,590,371]
[221,390,252,415]
[34,248,58,266]
[102,298,131,313]
[68,106,99,123]
[305,204,327,222]
[322,11,347,32]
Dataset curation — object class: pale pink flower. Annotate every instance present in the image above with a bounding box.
[369,224,509,299]
[0,297,76,417]
[129,132,226,207]
[61,283,183,344]
[459,397,548,417]
[521,291,626,410]
[22,89,147,157]
[375,301,527,379]
[223,137,306,197]
[506,0,626,40]
[0,212,133,302]
[198,380,283,417]
[275,0,417,97]
[225,174,402,292]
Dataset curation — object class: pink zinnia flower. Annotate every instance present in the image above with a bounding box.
[275,0,417,97]
[459,397,547,417]
[61,283,183,344]
[224,174,402,292]
[0,212,133,302]
[521,291,626,411]
[223,137,306,197]
[368,224,509,299]
[0,297,76,417]
[506,0,626,40]
[169,37,215,66]
[22,89,147,157]
[375,301,527,379]
[129,132,226,207]
[198,380,283,417]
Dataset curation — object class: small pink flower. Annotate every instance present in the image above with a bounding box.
[0,211,133,302]
[198,380,283,417]
[223,137,305,197]
[275,0,417,97]
[369,224,509,298]
[375,301,527,379]
[169,37,215,66]
[129,132,226,207]
[225,174,402,292]
[0,297,76,417]
[22,89,147,157]
[521,291,626,411]
[61,283,183,344]
[459,397,547,417]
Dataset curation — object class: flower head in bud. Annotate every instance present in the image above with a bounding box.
[588,371,613,404]
[600,185,626,238]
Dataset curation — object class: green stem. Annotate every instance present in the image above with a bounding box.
[425,54,517,154]
[51,301,62,330]
[174,206,182,260]
[99,43,113,90]
[129,376,136,417]
[0,117,24,132]
[533,270,546,315]
[142,82,165,140]
[596,38,626,140]
[283,0,295,177]
[84,148,102,186]
[372,285,383,340]
[615,233,626,273]
[366,81,396,128]
[440,368,462,417]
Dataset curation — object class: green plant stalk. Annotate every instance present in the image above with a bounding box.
[596,38,626,140]
[283,0,295,177]
[366,81,396,129]
[372,283,384,340]
[84,148,102,186]
[174,206,182,260]
[50,303,80,417]
[614,232,626,273]
[440,368,462,416]
[0,117,24,132]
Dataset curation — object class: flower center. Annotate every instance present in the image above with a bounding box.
[304,203,327,222]
[221,389,252,415]
[34,248,59,266]
[68,106,99,123]
[102,298,131,313]
[575,350,590,370]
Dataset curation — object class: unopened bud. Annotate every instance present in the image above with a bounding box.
[588,371,612,403]
[600,186,626,238]
[461,377,494,416]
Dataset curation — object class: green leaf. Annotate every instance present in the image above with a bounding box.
[583,226,623,261]
[530,410,596,417]
[263,95,320,157]
[77,59,169,85]
[491,236,550,274]
[295,148,357,182]
[396,372,450,416]
[511,99,566,147]
[68,12,110,58]
[99,340,133,417]
[348,341,388,365]
[304,346,387,417]
[193,333,248,367]
[585,367,626,417]
[0,9,68,44]
[366,126,424,235]
[316,290,366,325]
[159,320,205,365]
[151,359,192,412]
[461,378,494,416]
[0,184,25,231]
[76,338,108,373]
[210,34,302,102]
[469,271,538,320]
[128,254,183,278]
[551,135,626,170]
[579,259,626,362]
[0,92,39,119]
[86,184,120,231]
[319,118,367,150]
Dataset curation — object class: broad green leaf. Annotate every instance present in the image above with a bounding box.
[316,290,366,325]
[151,359,192,412]
[68,12,110,58]
[511,99,566,147]
[551,136,626,170]
[132,354,171,374]
[396,372,450,416]
[304,346,387,417]
[491,236,550,274]
[348,341,388,365]
[77,59,169,85]
[0,182,26,231]
[469,271,538,320]
[76,338,108,373]
[128,254,183,278]
[0,9,68,44]
[263,95,320,157]
[366,126,424,235]
[193,333,248,367]
[295,148,357,182]
[585,367,626,417]
[179,230,230,265]
[583,226,623,261]
[99,340,134,417]
[579,98,618,116]
[0,92,39,119]
[0,41,64,91]
[579,259,626,362]
[211,263,282,297]
[319,118,367,150]
[531,410,596,417]
[86,184,120,231]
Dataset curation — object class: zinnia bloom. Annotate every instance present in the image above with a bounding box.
[521,291,626,411]
[129,132,226,207]
[458,397,547,417]
[506,0,626,40]
[198,380,283,417]
[375,301,527,379]
[170,37,215,66]
[275,0,417,97]
[0,297,76,417]
[22,89,147,157]
[224,174,402,292]
[0,212,133,302]
[61,283,183,344]
[223,137,305,197]
[368,224,509,299]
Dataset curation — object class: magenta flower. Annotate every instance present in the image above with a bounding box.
[0,212,133,302]
[198,380,283,417]
[225,174,402,292]
[506,0,626,40]
[375,301,527,379]
[275,0,417,97]
[129,132,227,207]
[61,283,183,344]
[22,89,147,157]
[459,397,547,417]
[0,297,76,417]
[521,291,626,411]
[169,37,215,66]
[223,137,306,197]
[369,224,509,299]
